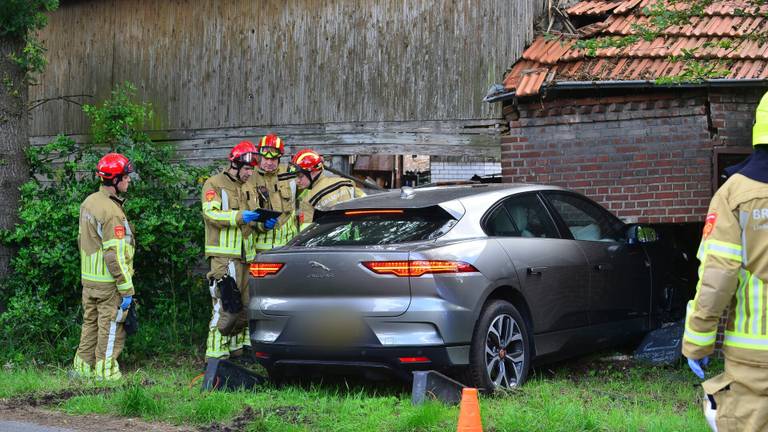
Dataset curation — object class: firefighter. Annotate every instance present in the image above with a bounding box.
[290,149,364,230]
[683,91,768,432]
[246,134,299,255]
[72,153,136,381]
[202,141,277,361]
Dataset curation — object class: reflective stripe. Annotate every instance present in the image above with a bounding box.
[696,241,705,261]
[723,332,768,350]
[705,240,743,262]
[102,238,133,290]
[684,300,717,346]
[221,190,229,210]
[72,355,92,377]
[205,245,241,255]
[203,200,238,226]
[81,250,116,283]
[739,210,749,265]
[207,224,243,256]
[736,269,749,333]
[252,217,298,251]
[105,309,122,359]
[684,329,717,346]
[751,275,764,335]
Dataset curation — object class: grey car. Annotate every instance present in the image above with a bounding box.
[248,184,685,390]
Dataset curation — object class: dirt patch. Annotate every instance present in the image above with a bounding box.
[0,406,193,432]
[203,405,304,432]
[1,388,115,409]
[203,406,259,432]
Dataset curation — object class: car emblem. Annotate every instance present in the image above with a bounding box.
[308,261,331,272]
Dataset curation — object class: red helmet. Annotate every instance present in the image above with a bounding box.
[291,149,324,174]
[96,153,133,180]
[229,140,258,167]
[258,134,285,158]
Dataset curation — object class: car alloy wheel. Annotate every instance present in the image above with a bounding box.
[469,300,530,391]
[485,313,525,388]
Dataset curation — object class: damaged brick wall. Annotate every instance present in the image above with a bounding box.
[501,88,765,224]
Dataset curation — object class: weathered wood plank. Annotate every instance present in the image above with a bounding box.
[29,119,505,159]
[30,0,545,136]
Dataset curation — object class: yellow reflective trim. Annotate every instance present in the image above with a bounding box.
[116,238,132,288]
[705,240,743,262]
[204,208,238,225]
[205,246,241,254]
[723,331,768,350]
[81,250,115,282]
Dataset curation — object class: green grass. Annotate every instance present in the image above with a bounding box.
[0,365,71,398]
[0,356,718,431]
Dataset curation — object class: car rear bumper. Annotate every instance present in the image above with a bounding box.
[249,342,469,378]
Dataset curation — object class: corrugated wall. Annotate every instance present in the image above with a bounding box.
[30,0,545,157]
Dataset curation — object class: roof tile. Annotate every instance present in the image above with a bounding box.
[503,0,768,95]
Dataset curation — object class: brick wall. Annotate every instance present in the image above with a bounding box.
[502,91,724,223]
[430,155,501,182]
[709,88,763,148]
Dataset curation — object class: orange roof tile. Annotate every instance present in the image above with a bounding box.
[503,0,768,96]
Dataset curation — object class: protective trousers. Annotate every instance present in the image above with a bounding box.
[73,287,127,380]
[703,360,768,432]
[205,257,250,359]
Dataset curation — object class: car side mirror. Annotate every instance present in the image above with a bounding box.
[627,225,658,244]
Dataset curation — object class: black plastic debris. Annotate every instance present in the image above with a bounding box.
[634,321,684,365]
[201,358,266,391]
[411,370,466,405]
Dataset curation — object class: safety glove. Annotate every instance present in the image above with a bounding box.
[120,295,133,311]
[242,210,260,224]
[687,356,709,379]
[264,217,278,230]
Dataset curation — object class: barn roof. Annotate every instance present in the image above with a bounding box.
[500,0,768,98]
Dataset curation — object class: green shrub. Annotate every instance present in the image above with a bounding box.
[0,82,213,364]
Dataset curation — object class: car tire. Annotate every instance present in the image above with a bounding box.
[468,300,531,391]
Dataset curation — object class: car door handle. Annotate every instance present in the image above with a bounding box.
[527,267,548,275]
[593,264,613,272]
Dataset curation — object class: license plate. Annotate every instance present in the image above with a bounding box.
[303,312,365,347]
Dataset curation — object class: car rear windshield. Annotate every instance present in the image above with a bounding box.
[290,208,457,247]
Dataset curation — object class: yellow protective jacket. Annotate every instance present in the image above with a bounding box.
[78,186,135,295]
[683,173,768,367]
[202,172,261,261]
[246,165,299,253]
[298,173,365,230]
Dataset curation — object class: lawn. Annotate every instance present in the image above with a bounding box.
[0,354,716,431]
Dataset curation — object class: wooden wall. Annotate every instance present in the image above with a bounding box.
[30,0,545,158]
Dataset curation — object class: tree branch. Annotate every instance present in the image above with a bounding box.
[28,94,93,111]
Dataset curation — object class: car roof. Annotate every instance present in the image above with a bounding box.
[327,183,568,210]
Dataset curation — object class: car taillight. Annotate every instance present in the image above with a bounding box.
[249,263,284,278]
[361,260,478,277]
[398,356,431,363]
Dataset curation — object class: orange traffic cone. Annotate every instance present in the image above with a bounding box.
[456,388,482,432]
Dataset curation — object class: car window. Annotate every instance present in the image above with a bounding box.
[485,194,559,238]
[545,192,625,242]
[484,205,517,236]
[290,208,456,247]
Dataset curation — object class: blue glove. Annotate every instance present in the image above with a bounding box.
[264,218,278,230]
[687,356,709,379]
[242,210,260,224]
[120,296,132,311]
